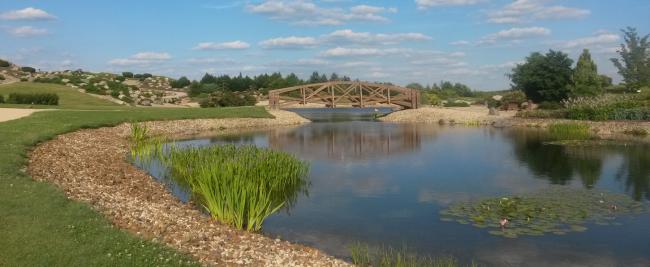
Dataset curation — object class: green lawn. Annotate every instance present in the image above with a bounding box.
[0,82,125,110]
[0,83,273,266]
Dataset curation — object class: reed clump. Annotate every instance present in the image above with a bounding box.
[163,145,309,231]
[547,122,591,140]
[129,123,165,161]
[349,242,471,267]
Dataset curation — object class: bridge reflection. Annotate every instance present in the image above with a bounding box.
[267,122,439,161]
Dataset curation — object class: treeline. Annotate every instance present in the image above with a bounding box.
[186,71,352,97]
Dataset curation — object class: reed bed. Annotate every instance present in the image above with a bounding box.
[129,123,165,161]
[162,145,309,231]
[547,123,592,140]
[349,242,472,267]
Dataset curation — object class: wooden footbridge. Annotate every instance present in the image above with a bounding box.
[269,81,420,109]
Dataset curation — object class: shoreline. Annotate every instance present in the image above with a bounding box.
[28,109,350,267]
[380,106,650,139]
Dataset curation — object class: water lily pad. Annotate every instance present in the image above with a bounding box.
[439,188,648,238]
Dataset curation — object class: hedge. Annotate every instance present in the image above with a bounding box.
[7,93,59,105]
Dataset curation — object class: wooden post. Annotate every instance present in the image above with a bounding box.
[359,84,364,108]
[330,85,335,108]
[301,87,306,105]
[387,87,391,105]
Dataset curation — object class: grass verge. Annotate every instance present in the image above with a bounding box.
[0,87,272,265]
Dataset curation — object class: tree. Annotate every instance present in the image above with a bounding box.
[21,66,36,73]
[329,72,340,81]
[0,59,10,67]
[509,50,574,103]
[309,71,321,83]
[610,27,650,91]
[200,73,218,84]
[171,76,191,88]
[571,49,602,97]
[406,83,425,90]
[599,75,613,88]
[122,72,134,78]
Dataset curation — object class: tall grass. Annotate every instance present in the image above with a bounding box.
[162,145,309,231]
[129,123,165,161]
[349,242,473,267]
[548,123,591,140]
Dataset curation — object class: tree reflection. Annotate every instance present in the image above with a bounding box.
[616,146,650,201]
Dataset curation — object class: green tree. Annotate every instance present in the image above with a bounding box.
[610,27,650,91]
[0,59,10,67]
[21,66,36,73]
[329,72,340,81]
[309,71,321,83]
[171,76,191,88]
[406,83,425,90]
[509,50,574,103]
[571,49,602,97]
[121,72,134,78]
[599,75,613,88]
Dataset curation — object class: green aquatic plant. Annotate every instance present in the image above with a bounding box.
[440,188,647,238]
[163,145,309,231]
[129,123,165,161]
[348,243,473,267]
[548,123,591,140]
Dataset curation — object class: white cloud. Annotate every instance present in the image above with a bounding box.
[324,29,431,45]
[259,36,318,49]
[7,26,48,37]
[131,52,171,60]
[320,47,411,57]
[488,0,590,24]
[187,58,236,64]
[108,51,172,66]
[416,0,485,9]
[480,27,551,44]
[0,7,56,20]
[450,40,471,46]
[559,33,620,49]
[193,41,250,50]
[246,0,396,26]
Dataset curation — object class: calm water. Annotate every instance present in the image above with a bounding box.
[135,117,650,266]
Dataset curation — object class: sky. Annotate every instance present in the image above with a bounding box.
[0,0,648,90]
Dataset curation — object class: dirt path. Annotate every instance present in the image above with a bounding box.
[0,108,46,123]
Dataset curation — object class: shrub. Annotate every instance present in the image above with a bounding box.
[548,123,591,140]
[0,59,10,67]
[623,128,648,136]
[114,76,126,82]
[0,95,4,103]
[171,76,191,88]
[537,101,563,110]
[7,93,59,105]
[200,91,257,108]
[516,109,568,119]
[0,74,5,80]
[34,77,64,84]
[443,101,471,107]
[142,73,153,78]
[20,67,36,73]
[122,72,134,78]
[502,91,527,105]
[20,78,28,82]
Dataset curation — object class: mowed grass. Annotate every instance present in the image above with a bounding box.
[0,83,273,266]
[0,82,123,109]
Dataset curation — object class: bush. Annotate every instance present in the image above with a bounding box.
[114,76,126,82]
[7,93,59,105]
[443,101,471,107]
[0,95,4,103]
[0,74,5,80]
[623,128,648,136]
[200,91,257,108]
[20,78,28,82]
[34,77,64,84]
[516,109,568,119]
[538,101,563,110]
[142,73,153,78]
[20,67,36,73]
[502,91,527,105]
[122,72,134,78]
[171,76,191,88]
[0,59,10,67]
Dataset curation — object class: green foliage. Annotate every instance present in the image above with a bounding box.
[122,72,134,78]
[0,94,4,103]
[548,123,591,140]
[34,77,64,84]
[537,101,563,110]
[199,91,257,108]
[571,49,603,97]
[348,243,467,267]
[599,74,613,88]
[516,109,568,119]
[425,93,442,106]
[7,93,59,105]
[510,50,573,103]
[501,90,527,105]
[0,58,10,67]
[611,27,650,91]
[0,74,5,80]
[443,101,470,107]
[623,128,649,136]
[440,188,647,238]
[563,94,650,121]
[159,145,309,231]
[20,78,28,82]
[114,76,126,82]
[171,76,191,88]
[20,66,36,73]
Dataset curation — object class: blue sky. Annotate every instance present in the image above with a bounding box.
[1,0,648,90]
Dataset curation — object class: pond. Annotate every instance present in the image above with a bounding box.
[134,117,650,266]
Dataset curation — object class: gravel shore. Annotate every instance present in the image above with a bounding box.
[28,109,350,267]
[379,106,517,125]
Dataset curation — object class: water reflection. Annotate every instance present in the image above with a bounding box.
[267,122,439,161]
[508,129,650,200]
